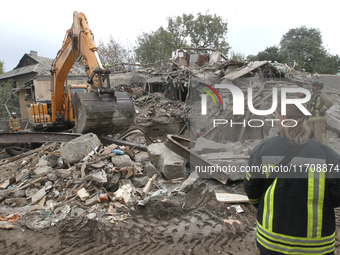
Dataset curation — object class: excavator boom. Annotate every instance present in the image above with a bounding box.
[28,11,135,135]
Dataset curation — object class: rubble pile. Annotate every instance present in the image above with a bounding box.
[134,92,189,125]
[111,56,340,144]
[1,56,340,250]
[0,133,191,230]
[187,60,340,143]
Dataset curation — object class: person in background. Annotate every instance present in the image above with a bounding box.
[9,112,21,132]
[244,99,340,255]
[308,81,333,144]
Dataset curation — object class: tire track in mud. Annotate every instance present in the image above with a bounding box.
[2,183,340,254]
[0,186,259,255]
[50,206,338,255]
[51,195,258,255]
[0,184,255,255]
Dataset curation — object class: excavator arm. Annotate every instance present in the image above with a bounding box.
[28,11,134,135]
[51,11,112,122]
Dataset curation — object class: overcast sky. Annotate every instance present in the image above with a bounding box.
[1,0,339,72]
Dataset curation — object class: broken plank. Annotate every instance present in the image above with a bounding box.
[215,192,249,203]
[102,143,118,155]
[142,174,158,199]
[0,177,15,190]
[2,143,56,165]
[80,162,86,178]
[31,187,46,204]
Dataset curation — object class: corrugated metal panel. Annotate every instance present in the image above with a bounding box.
[223,61,269,80]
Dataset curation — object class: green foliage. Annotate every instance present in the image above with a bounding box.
[313,52,340,74]
[229,51,246,62]
[247,26,340,74]
[167,14,193,49]
[279,26,339,74]
[0,79,20,118]
[0,60,4,74]
[247,46,287,63]
[280,26,323,69]
[135,11,229,64]
[188,12,229,54]
[135,28,174,64]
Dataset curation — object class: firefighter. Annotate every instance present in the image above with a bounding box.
[9,112,21,132]
[308,81,333,144]
[244,100,340,255]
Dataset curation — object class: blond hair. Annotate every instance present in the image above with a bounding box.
[276,98,311,144]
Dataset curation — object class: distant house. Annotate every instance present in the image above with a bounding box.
[0,50,87,126]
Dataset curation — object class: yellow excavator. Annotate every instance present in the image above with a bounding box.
[27,11,135,135]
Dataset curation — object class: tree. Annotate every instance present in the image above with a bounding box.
[247,26,340,74]
[135,28,174,64]
[0,60,4,74]
[188,12,229,54]
[279,26,334,73]
[314,52,340,74]
[248,46,287,63]
[167,14,194,50]
[135,11,230,64]
[229,51,247,62]
[0,79,20,118]
[97,36,135,70]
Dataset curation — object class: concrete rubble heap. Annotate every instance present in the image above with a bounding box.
[1,54,340,233]
[0,132,193,230]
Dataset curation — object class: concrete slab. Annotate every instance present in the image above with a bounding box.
[148,143,186,180]
[60,133,101,165]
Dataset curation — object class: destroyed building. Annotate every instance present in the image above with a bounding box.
[1,48,340,254]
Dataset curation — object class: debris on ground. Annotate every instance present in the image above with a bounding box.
[1,55,340,254]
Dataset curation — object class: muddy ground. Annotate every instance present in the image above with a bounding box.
[1,151,340,255]
[0,178,261,255]
[1,180,340,255]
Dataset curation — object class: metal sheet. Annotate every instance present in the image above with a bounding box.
[0,132,148,152]
[223,61,269,80]
[0,132,81,144]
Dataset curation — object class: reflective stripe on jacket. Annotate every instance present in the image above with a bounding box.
[9,117,20,131]
[244,135,340,254]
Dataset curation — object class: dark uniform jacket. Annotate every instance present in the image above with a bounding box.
[308,89,333,122]
[244,135,340,255]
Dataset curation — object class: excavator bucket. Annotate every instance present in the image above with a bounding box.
[73,91,135,135]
